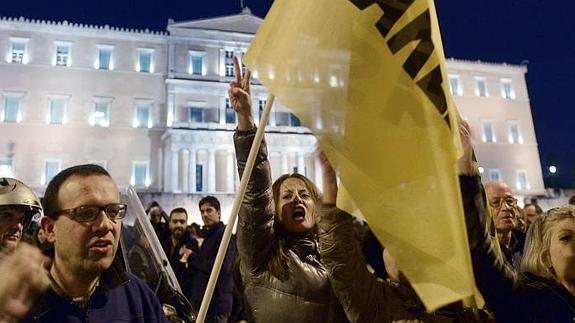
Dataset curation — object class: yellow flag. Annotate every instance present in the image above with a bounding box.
[244,0,480,311]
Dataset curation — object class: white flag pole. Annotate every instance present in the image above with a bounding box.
[196,92,275,323]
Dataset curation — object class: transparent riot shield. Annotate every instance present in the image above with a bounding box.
[121,186,195,322]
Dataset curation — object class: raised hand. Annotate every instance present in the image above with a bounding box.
[457,120,475,175]
[317,147,338,205]
[228,56,253,130]
[0,243,50,321]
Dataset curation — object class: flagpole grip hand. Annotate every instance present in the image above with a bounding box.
[228,56,254,131]
[318,148,337,205]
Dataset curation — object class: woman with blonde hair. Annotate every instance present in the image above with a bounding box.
[458,121,575,322]
[228,57,348,322]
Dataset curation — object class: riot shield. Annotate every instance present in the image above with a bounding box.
[120,186,195,322]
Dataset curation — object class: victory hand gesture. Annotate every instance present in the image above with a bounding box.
[228,56,254,130]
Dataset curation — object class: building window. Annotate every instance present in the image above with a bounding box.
[225,98,235,124]
[258,99,270,125]
[42,160,61,185]
[137,48,153,73]
[475,76,488,97]
[488,169,502,182]
[90,99,111,127]
[448,74,462,96]
[481,120,496,143]
[54,42,72,67]
[224,50,235,77]
[276,111,292,126]
[9,38,29,64]
[133,101,152,128]
[507,120,522,144]
[49,97,67,124]
[96,45,114,70]
[500,78,515,99]
[516,170,529,190]
[0,158,14,177]
[188,51,204,75]
[196,164,203,192]
[2,96,22,123]
[131,162,149,187]
[290,113,302,127]
[188,101,205,123]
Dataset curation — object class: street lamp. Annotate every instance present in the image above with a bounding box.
[549,165,557,174]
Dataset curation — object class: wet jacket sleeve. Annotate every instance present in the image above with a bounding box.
[233,128,275,273]
[459,175,521,320]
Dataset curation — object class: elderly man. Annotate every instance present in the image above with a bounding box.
[484,181,526,268]
[23,164,168,322]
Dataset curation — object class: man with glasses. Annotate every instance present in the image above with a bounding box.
[23,164,168,322]
[484,181,526,268]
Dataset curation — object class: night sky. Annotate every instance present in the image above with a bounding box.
[2,0,574,187]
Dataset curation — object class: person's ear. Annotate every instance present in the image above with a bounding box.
[41,216,56,243]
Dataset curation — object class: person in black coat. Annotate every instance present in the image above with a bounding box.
[458,121,575,322]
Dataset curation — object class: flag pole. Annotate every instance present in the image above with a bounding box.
[196,92,275,323]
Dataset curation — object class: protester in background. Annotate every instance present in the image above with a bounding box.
[483,181,525,268]
[460,121,575,322]
[147,200,169,241]
[522,203,543,231]
[189,196,236,323]
[161,207,197,300]
[228,56,348,322]
[0,177,42,253]
[23,164,168,322]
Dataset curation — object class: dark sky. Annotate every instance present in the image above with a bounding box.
[2,0,574,187]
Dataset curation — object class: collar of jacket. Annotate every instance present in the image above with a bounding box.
[281,229,320,264]
[29,255,130,319]
[205,221,224,235]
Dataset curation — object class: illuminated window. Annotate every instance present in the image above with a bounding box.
[137,48,153,73]
[501,78,515,99]
[43,160,61,185]
[225,98,235,124]
[97,45,114,70]
[134,101,152,128]
[507,120,522,144]
[188,51,204,75]
[448,74,462,96]
[481,120,496,143]
[488,169,502,181]
[131,161,149,187]
[196,164,203,192]
[475,76,488,97]
[54,42,72,67]
[9,38,28,64]
[0,158,14,177]
[91,98,112,127]
[516,170,529,190]
[2,96,21,123]
[224,50,235,77]
[49,97,67,124]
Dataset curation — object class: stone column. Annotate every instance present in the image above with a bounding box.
[208,149,216,192]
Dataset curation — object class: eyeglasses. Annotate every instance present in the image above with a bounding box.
[488,196,518,209]
[55,204,127,223]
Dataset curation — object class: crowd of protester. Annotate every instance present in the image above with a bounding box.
[2,56,575,322]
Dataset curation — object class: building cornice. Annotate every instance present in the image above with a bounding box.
[447,58,528,74]
[0,16,167,43]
